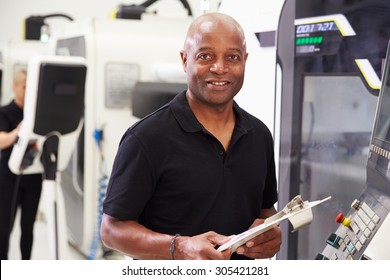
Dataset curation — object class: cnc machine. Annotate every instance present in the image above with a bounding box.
[275,0,390,259]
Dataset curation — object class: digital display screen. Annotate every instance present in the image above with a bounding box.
[295,20,341,56]
[296,21,338,34]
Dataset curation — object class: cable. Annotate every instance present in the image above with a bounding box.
[178,0,193,16]
[24,13,73,40]
[87,176,108,260]
[42,14,74,21]
[87,128,109,260]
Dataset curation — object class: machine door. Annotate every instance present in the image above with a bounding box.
[298,75,377,259]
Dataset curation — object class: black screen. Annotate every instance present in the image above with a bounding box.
[34,63,87,135]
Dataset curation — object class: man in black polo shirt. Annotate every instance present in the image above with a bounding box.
[101,12,281,260]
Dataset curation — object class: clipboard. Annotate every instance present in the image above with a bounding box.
[217,195,331,252]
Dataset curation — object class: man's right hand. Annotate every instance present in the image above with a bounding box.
[173,231,233,260]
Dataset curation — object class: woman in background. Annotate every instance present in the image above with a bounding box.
[0,69,42,260]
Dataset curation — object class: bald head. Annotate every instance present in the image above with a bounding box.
[183,13,246,53]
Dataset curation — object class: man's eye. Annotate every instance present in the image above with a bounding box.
[230,55,240,60]
[198,54,211,60]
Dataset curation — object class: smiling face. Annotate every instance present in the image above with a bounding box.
[180,13,248,110]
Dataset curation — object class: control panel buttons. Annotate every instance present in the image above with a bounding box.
[326,233,341,249]
[315,253,329,260]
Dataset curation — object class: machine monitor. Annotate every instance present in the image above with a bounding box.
[8,55,87,175]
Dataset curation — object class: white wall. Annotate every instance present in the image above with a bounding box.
[0,0,221,49]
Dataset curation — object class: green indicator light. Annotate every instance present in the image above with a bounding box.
[295,36,324,45]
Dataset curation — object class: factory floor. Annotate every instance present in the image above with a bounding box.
[8,209,125,260]
[8,209,85,260]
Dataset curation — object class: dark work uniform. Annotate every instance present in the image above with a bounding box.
[0,101,42,260]
[103,91,278,260]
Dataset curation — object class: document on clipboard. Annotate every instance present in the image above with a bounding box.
[217,195,331,252]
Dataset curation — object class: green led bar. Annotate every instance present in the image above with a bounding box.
[296,36,323,45]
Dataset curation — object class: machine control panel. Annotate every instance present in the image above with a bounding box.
[318,194,389,260]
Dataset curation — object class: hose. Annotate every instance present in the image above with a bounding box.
[87,129,108,260]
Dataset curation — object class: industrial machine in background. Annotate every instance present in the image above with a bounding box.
[276,0,390,259]
[52,9,192,258]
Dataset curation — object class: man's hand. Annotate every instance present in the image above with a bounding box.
[236,218,281,259]
[173,231,233,260]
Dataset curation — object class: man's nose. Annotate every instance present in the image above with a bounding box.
[210,59,227,74]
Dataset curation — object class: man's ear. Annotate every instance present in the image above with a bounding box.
[180,50,187,72]
[244,52,249,62]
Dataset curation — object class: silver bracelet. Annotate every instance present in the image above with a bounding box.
[170,234,180,260]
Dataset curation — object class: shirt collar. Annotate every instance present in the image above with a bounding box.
[170,91,253,134]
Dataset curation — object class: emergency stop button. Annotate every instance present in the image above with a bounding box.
[336,213,351,227]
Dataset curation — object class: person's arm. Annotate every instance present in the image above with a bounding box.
[101,213,232,260]
[235,206,282,259]
[0,124,20,149]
